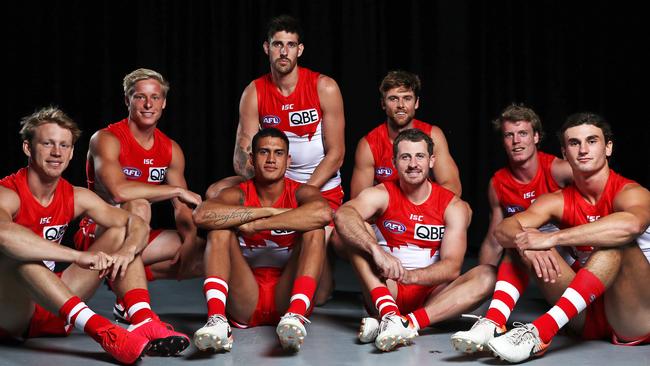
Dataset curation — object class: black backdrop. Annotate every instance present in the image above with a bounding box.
[3,1,648,254]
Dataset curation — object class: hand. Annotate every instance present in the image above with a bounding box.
[520,248,562,283]
[75,251,113,272]
[237,221,259,237]
[515,228,557,251]
[178,189,202,209]
[371,246,405,282]
[400,269,417,285]
[107,248,136,281]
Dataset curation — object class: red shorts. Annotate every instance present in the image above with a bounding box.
[74,217,162,281]
[395,282,436,314]
[0,272,71,341]
[582,295,649,345]
[229,267,314,328]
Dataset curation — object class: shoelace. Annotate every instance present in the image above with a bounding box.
[378,312,401,332]
[97,325,119,344]
[283,312,311,324]
[506,322,537,345]
[206,314,228,327]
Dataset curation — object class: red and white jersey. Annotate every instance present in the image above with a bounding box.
[87,118,173,204]
[560,170,648,265]
[374,181,455,270]
[255,67,341,191]
[0,168,75,271]
[365,120,433,184]
[237,177,301,268]
[492,151,561,233]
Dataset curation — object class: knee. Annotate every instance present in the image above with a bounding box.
[473,264,497,297]
[121,199,152,223]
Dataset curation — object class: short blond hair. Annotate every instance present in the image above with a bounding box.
[20,106,81,144]
[123,68,170,97]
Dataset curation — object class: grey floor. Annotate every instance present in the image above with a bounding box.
[1,261,648,366]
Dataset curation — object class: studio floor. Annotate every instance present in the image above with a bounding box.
[1,261,648,366]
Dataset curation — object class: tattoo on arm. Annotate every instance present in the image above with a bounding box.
[235,145,254,179]
[202,208,254,227]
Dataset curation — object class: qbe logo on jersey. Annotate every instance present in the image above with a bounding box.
[43,224,68,243]
[148,167,167,183]
[414,224,445,242]
[289,108,320,126]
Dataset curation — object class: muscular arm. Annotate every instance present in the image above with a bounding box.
[306,75,345,188]
[74,187,149,256]
[233,82,259,179]
[193,186,281,229]
[166,141,199,238]
[0,187,85,263]
[334,186,389,256]
[244,184,332,232]
[430,126,462,196]
[404,198,471,286]
[90,130,198,204]
[350,137,376,199]
[550,157,573,188]
[478,180,505,266]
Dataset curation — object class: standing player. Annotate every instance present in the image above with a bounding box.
[335,129,494,352]
[192,128,331,352]
[451,104,573,353]
[0,107,186,364]
[350,70,461,198]
[76,68,204,289]
[486,113,649,362]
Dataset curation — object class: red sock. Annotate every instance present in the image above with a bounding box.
[370,286,400,317]
[59,296,112,343]
[485,260,529,327]
[533,268,605,343]
[286,276,317,316]
[407,308,430,330]
[123,288,155,324]
[203,276,228,317]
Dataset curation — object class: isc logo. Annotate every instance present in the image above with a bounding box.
[43,224,68,243]
[375,167,393,177]
[289,108,319,126]
[123,167,142,178]
[383,220,406,234]
[148,167,167,183]
[414,224,445,241]
[262,115,281,126]
[271,229,295,235]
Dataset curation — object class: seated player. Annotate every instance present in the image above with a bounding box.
[192,128,331,352]
[335,129,494,352]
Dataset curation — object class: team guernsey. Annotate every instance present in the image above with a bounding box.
[255,67,341,191]
[237,177,301,268]
[365,120,433,183]
[374,181,455,270]
[86,118,173,204]
[560,170,649,265]
[0,168,74,271]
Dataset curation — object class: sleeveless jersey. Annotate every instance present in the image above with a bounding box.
[560,170,643,265]
[237,177,301,268]
[0,168,75,271]
[374,180,455,270]
[86,118,173,204]
[365,120,434,183]
[255,67,341,190]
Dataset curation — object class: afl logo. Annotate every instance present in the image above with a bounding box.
[375,167,393,178]
[262,115,281,126]
[122,167,142,178]
[383,220,406,234]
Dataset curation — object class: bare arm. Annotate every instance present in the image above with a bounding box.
[242,184,331,232]
[193,186,281,229]
[350,137,376,199]
[166,141,200,238]
[478,180,505,266]
[90,130,200,205]
[233,82,260,179]
[430,126,462,196]
[306,75,345,188]
[518,184,650,250]
[334,185,389,255]
[550,157,573,188]
[0,187,112,270]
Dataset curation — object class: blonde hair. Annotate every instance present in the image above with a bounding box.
[20,106,81,144]
[123,68,170,97]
